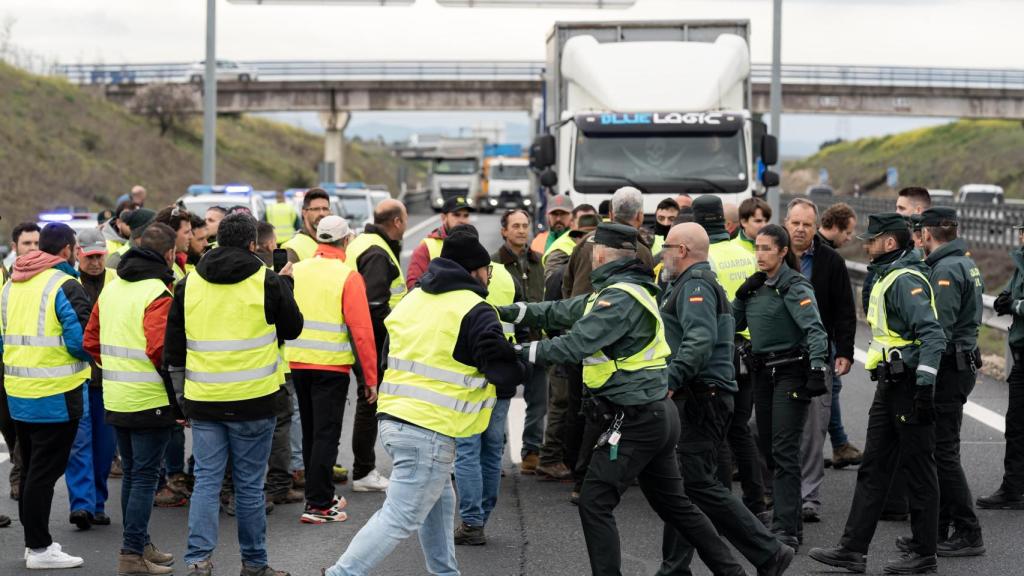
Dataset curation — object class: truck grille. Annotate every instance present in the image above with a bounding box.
[441,188,470,201]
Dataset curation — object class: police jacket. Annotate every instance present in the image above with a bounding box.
[925,238,983,350]
[1003,247,1024,348]
[659,261,736,392]
[806,235,857,361]
[561,229,654,298]
[164,246,304,421]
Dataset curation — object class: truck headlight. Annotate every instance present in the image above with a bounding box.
[434,197,443,206]
[488,198,498,206]
[523,199,532,206]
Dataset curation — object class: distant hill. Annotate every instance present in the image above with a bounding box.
[0,62,423,236]
[784,119,1024,197]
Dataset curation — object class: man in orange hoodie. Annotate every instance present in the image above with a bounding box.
[285,216,378,524]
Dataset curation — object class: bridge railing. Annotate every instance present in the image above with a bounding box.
[750,64,1024,90]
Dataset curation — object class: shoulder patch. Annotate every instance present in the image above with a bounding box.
[799,298,812,307]
[596,300,612,308]
[937,279,951,287]
[688,296,704,303]
[911,287,924,296]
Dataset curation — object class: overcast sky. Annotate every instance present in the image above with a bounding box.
[6,0,1016,155]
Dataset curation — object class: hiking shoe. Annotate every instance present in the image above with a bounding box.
[154,486,187,508]
[976,487,1024,509]
[937,530,985,557]
[168,473,192,497]
[883,551,937,574]
[291,470,305,489]
[519,452,539,474]
[332,465,349,484]
[301,505,348,524]
[118,552,173,575]
[70,509,92,531]
[26,542,84,570]
[536,462,572,480]
[110,456,124,479]
[93,512,111,526]
[832,443,863,469]
[270,488,305,505]
[352,469,389,492]
[240,563,291,576]
[757,542,794,576]
[186,560,213,576]
[808,546,866,573]
[802,504,820,523]
[454,522,486,546]
[144,543,174,566]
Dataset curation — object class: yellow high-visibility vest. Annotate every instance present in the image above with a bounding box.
[282,233,318,262]
[284,257,356,367]
[1,269,90,398]
[380,287,497,438]
[865,268,938,370]
[541,231,576,268]
[422,237,443,261]
[346,232,406,309]
[267,202,299,244]
[98,277,171,413]
[581,282,671,389]
[486,264,516,341]
[183,266,282,402]
[709,240,756,340]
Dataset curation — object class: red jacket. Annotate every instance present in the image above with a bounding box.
[84,296,172,373]
[405,225,448,290]
[288,244,379,386]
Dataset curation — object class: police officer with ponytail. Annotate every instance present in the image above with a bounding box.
[731,224,829,553]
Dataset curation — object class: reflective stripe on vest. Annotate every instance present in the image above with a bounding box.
[422,237,443,261]
[865,268,938,370]
[581,282,671,389]
[284,257,355,366]
[346,232,407,308]
[380,287,497,438]
[267,202,298,244]
[183,266,282,401]
[541,231,575,268]
[709,240,756,340]
[98,278,172,412]
[485,264,516,342]
[281,233,318,262]
[0,269,90,398]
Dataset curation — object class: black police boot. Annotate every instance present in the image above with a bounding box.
[976,487,1024,510]
[937,529,985,557]
[883,551,937,574]
[808,546,866,574]
[757,543,794,576]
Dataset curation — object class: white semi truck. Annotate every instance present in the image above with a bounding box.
[530,20,779,216]
[428,137,486,213]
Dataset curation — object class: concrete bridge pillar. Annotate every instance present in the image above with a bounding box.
[319,111,351,182]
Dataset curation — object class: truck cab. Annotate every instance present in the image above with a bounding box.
[480,157,534,213]
[428,138,485,213]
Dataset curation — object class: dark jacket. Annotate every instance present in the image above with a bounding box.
[1003,247,1024,348]
[925,238,983,350]
[164,246,304,421]
[562,229,654,298]
[805,235,857,361]
[501,258,667,406]
[353,224,403,353]
[815,231,836,250]
[80,270,109,388]
[493,243,544,341]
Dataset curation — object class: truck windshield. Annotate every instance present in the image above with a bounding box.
[338,195,370,221]
[491,165,530,180]
[434,159,479,175]
[574,131,748,194]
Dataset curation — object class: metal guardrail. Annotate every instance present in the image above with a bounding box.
[54,60,1024,90]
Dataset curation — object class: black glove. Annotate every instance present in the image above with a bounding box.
[477,331,518,363]
[911,386,935,425]
[995,292,1012,316]
[735,272,767,301]
[804,367,828,397]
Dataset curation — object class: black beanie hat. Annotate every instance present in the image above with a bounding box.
[692,195,727,237]
[441,225,491,273]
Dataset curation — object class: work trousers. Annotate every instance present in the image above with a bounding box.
[578,397,744,576]
[0,374,22,491]
[800,373,833,513]
[840,374,939,555]
[539,364,569,467]
[15,419,78,549]
[293,369,350,509]
[351,360,378,481]
[717,358,766,514]
[753,362,810,540]
[933,356,980,536]
[1000,351,1024,494]
[659,391,781,576]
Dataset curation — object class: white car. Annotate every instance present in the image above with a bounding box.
[187,60,258,83]
[178,191,267,222]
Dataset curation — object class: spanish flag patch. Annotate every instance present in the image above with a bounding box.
[689,296,704,303]
[938,279,951,287]
[911,287,924,295]
[799,298,812,307]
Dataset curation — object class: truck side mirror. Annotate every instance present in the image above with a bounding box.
[761,169,780,188]
[539,169,558,189]
[761,135,778,166]
[530,135,556,170]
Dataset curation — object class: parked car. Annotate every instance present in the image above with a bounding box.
[928,189,955,206]
[179,184,267,222]
[958,184,1004,205]
[805,185,834,200]
[187,60,258,83]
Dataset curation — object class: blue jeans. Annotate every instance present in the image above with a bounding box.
[521,366,546,456]
[185,418,275,567]
[66,386,117,514]
[289,382,303,472]
[117,426,172,554]
[455,398,510,527]
[325,420,458,576]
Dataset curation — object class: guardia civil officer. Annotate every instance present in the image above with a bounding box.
[499,223,745,576]
[810,213,946,575]
[656,223,794,576]
[731,224,828,553]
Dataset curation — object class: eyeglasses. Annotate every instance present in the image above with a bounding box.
[661,243,688,252]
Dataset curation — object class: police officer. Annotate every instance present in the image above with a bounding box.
[267,190,299,245]
[810,213,946,575]
[657,223,794,576]
[499,223,744,576]
[732,224,829,552]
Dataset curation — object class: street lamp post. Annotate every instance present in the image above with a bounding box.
[203,0,217,185]
[768,0,782,220]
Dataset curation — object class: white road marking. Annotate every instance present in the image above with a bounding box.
[508,398,526,464]
[853,346,1006,433]
[0,441,7,464]
[403,215,439,240]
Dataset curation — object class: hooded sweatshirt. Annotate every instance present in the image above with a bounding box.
[164,246,304,421]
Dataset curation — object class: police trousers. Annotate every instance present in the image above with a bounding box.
[578,397,743,576]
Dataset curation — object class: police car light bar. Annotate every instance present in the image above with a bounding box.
[39,212,74,222]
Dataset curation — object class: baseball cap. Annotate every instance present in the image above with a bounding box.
[857,213,910,240]
[546,194,574,214]
[442,196,471,214]
[77,228,108,255]
[316,215,353,243]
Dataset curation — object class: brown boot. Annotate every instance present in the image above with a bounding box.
[118,552,174,575]
[271,487,305,505]
[154,485,187,508]
[168,473,192,497]
[110,456,124,479]
[519,453,539,475]
[832,443,864,469]
[291,470,305,489]
[536,462,572,480]
[143,543,174,567]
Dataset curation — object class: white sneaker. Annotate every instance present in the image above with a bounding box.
[26,542,84,569]
[352,469,389,492]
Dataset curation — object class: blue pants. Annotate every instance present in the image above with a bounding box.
[117,426,172,554]
[455,398,511,527]
[65,386,117,515]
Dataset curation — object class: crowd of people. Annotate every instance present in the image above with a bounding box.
[0,182,1021,576]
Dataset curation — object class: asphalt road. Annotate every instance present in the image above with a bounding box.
[1,211,1022,575]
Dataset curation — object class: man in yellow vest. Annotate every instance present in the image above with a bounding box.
[323,227,524,576]
[285,215,378,523]
[154,206,193,282]
[267,190,300,245]
[164,213,303,576]
[733,197,771,254]
[282,188,332,263]
[405,195,471,289]
[84,222,179,575]
[810,213,946,576]
[497,222,744,576]
[106,208,156,271]
[2,223,94,569]
[343,199,408,493]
